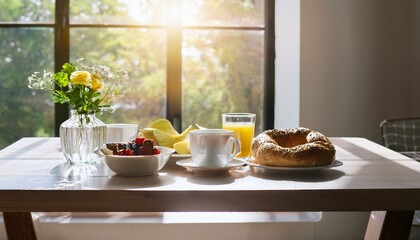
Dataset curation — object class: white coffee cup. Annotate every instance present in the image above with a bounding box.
[106,124,139,143]
[189,129,240,167]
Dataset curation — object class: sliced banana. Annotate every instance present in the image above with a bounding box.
[173,140,190,154]
[140,119,201,150]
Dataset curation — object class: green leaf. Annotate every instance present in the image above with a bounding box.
[53,91,69,104]
[92,92,101,98]
[54,72,69,88]
[62,63,76,75]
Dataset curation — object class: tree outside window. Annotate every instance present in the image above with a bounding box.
[0,0,274,149]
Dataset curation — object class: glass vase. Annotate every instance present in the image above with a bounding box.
[60,110,106,165]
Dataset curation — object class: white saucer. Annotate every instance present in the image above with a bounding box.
[171,154,191,159]
[246,160,343,173]
[167,154,192,165]
[176,159,245,173]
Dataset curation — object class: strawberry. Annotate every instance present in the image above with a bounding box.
[111,138,157,155]
[123,148,133,156]
[135,137,145,145]
[153,148,160,155]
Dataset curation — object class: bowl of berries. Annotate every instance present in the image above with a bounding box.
[101,137,175,176]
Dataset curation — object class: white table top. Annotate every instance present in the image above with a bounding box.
[0,137,419,212]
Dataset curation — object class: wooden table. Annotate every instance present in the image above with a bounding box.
[0,137,419,240]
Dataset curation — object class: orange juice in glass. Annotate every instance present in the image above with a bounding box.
[222,113,256,159]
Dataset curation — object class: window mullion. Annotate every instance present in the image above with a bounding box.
[264,0,275,130]
[54,0,70,136]
[166,0,183,132]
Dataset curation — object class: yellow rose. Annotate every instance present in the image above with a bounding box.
[91,73,104,92]
[70,71,92,88]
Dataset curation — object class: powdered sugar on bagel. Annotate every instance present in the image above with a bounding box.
[251,128,335,167]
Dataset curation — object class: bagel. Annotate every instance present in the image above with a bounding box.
[251,128,335,167]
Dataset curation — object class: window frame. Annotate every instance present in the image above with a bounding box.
[0,0,275,136]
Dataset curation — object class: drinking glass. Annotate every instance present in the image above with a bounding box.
[105,124,139,143]
[222,113,256,160]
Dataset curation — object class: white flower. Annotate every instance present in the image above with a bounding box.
[28,70,54,91]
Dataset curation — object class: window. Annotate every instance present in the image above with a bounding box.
[0,0,55,149]
[0,0,274,149]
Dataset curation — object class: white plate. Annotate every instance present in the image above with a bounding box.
[246,160,343,172]
[176,159,245,173]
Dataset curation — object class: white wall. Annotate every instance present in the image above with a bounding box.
[275,0,300,128]
[409,0,420,114]
[298,0,413,143]
[274,1,417,238]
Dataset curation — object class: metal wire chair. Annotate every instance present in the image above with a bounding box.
[380,118,420,152]
[380,118,420,234]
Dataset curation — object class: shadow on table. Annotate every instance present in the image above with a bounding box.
[0,138,51,159]
[249,168,345,182]
[176,168,248,185]
[102,174,176,189]
[50,162,176,189]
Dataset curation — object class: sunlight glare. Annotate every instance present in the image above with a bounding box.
[182,0,201,25]
[115,0,202,26]
[167,0,182,26]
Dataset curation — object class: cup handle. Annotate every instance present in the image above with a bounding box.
[226,136,240,160]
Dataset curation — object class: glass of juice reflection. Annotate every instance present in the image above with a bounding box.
[222,113,256,160]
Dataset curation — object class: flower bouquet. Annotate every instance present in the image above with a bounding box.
[28,59,129,165]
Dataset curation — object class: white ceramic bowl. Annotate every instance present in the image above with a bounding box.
[104,146,175,176]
